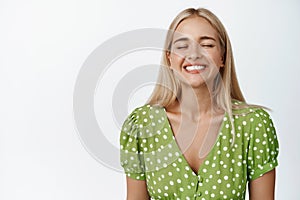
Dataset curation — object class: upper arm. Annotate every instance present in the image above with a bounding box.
[126,176,150,200]
[248,169,276,200]
[120,108,149,199]
[246,109,279,199]
[247,109,279,180]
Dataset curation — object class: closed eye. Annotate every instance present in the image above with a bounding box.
[176,46,188,49]
[201,44,215,48]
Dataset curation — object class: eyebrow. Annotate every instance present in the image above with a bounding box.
[173,36,216,44]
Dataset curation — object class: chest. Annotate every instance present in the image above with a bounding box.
[166,112,224,174]
[119,104,275,199]
[143,112,250,199]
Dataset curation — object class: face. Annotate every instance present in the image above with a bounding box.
[168,16,224,88]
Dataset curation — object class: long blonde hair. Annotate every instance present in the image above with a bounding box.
[147,8,245,112]
[146,8,266,144]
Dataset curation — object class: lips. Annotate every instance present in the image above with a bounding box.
[183,64,207,74]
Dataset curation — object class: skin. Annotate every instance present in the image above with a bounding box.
[125,16,276,200]
[169,16,224,89]
[126,178,150,200]
[249,169,276,200]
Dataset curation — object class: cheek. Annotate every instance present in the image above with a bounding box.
[170,53,185,66]
[208,50,223,66]
[215,55,223,66]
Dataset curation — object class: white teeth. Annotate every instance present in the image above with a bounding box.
[185,65,205,71]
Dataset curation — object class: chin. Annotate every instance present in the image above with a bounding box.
[181,78,207,88]
[190,82,207,89]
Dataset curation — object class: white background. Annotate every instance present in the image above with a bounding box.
[1,0,299,199]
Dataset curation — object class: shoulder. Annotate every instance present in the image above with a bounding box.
[232,99,271,117]
[121,104,165,132]
[127,104,164,121]
[231,101,278,151]
[231,99,275,129]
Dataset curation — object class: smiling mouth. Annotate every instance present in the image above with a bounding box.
[184,65,207,73]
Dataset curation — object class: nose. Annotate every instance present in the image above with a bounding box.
[186,43,202,61]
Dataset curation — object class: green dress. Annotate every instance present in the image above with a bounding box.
[120,100,279,200]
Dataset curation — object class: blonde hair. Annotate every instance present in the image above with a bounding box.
[146,8,264,144]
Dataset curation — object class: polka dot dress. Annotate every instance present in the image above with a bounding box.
[120,100,279,199]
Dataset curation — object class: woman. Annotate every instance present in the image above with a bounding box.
[120,7,279,200]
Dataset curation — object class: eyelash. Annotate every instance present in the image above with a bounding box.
[201,44,214,48]
[175,44,214,49]
[176,46,188,49]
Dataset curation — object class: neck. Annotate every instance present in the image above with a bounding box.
[173,83,222,121]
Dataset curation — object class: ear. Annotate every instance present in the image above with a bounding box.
[167,51,171,62]
[220,56,225,67]
[166,52,173,67]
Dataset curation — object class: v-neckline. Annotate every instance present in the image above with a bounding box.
[161,107,226,175]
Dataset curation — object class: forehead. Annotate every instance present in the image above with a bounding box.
[173,16,218,41]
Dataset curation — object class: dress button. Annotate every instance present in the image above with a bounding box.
[197,175,203,183]
[198,192,202,197]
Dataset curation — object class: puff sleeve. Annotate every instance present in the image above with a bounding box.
[247,108,279,180]
[119,108,145,180]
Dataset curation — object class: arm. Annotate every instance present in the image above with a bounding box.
[126,176,150,200]
[248,169,276,200]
